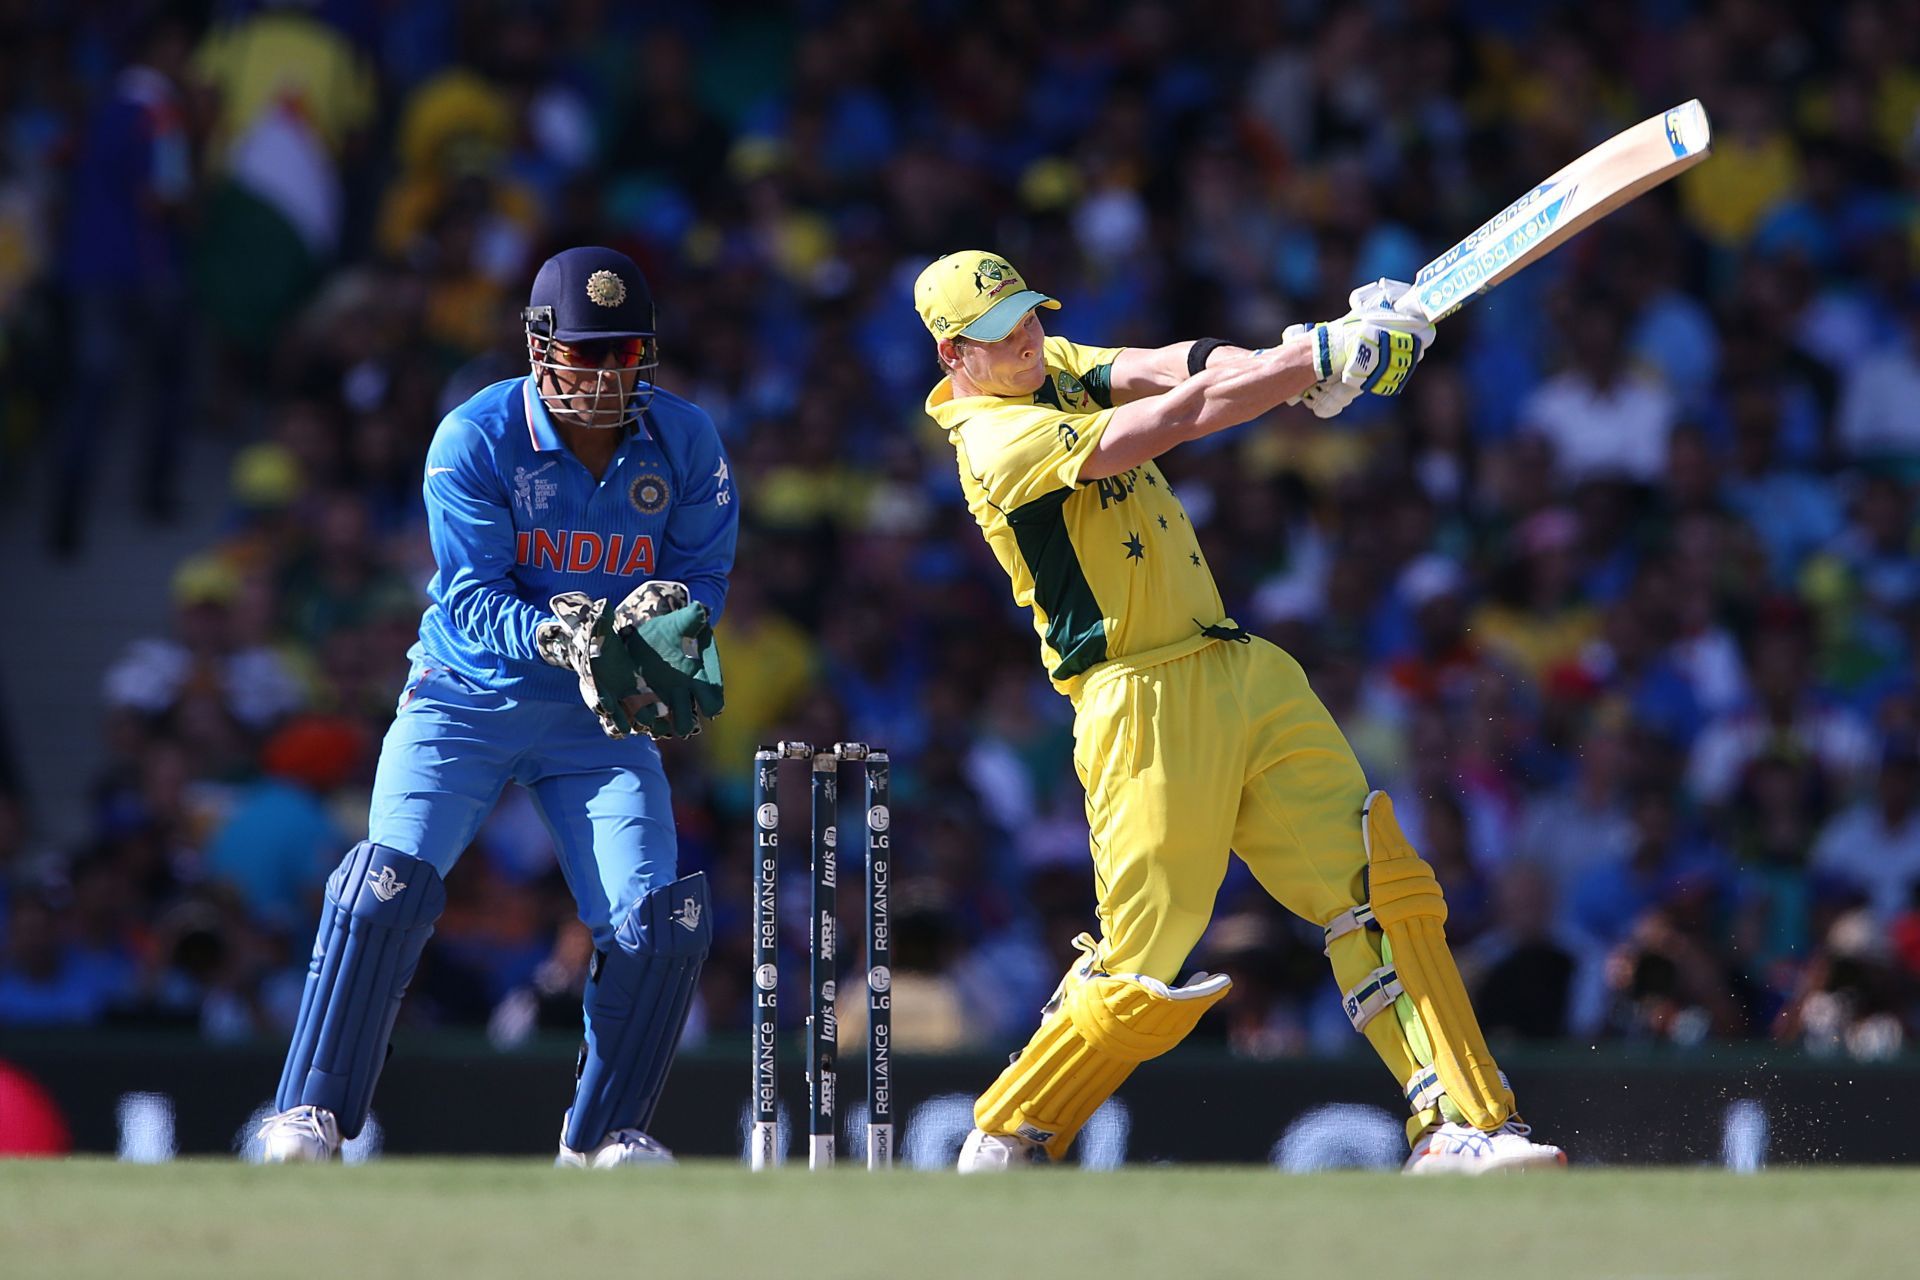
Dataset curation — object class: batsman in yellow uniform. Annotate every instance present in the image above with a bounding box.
[916,251,1566,1174]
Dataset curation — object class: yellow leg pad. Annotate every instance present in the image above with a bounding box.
[975,967,1231,1162]
[1363,791,1515,1131]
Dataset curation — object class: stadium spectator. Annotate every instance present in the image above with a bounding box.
[3,1,1919,1062]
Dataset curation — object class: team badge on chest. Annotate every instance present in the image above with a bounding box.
[629,470,671,515]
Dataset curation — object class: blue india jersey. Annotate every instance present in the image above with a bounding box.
[412,376,738,701]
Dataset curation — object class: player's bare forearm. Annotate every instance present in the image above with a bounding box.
[1107,340,1257,403]
[1080,340,1317,479]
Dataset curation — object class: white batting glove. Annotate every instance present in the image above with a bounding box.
[1282,280,1436,411]
[1344,277,1425,324]
[1278,340,1363,419]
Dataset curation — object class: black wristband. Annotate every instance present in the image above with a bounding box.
[1186,338,1231,377]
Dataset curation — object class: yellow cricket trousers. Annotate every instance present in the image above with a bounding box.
[1068,633,1435,1110]
[1071,634,1371,980]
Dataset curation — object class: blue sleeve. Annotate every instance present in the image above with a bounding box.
[424,419,549,663]
[664,410,739,623]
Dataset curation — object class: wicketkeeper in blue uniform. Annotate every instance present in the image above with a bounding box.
[256,247,737,1166]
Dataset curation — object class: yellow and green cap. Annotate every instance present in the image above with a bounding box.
[914,250,1060,342]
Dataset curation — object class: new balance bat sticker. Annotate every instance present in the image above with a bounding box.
[1406,100,1713,324]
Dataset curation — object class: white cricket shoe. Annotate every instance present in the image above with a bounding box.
[1403,1119,1566,1175]
[957,1127,1043,1173]
[556,1126,676,1168]
[257,1105,341,1163]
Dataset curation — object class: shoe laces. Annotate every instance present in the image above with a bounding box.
[263,1105,337,1147]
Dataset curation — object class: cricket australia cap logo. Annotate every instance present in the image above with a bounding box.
[974,257,1015,297]
[586,269,627,308]
[671,896,702,933]
[629,471,670,515]
[366,866,407,902]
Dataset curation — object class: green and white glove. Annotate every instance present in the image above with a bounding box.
[536,592,649,739]
[617,598,724,740]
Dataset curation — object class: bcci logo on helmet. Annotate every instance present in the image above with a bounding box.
[586,269,627,308]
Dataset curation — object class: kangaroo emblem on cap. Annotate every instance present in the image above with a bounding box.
[973,258,1014,297]
[586,269,627,307]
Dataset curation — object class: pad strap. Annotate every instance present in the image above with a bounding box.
[1321,904,1375,955]
[1404,1065,1446,1113]
[1340,965,1404,1031]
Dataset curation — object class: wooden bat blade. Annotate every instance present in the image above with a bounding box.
[1407,100,1713,324]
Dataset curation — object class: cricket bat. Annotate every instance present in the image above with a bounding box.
[1404,100,1713,324]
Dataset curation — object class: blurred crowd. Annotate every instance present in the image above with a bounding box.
[4,0,1920,1070]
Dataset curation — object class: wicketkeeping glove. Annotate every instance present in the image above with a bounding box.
[617,601,724,740]
[536,592,649,739]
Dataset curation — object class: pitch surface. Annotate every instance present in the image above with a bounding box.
[0,1160,1905,1279]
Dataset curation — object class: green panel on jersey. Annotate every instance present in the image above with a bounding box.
[1008,488,1108,681]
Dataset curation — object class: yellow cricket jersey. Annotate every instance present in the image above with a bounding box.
[926,335,1235,699]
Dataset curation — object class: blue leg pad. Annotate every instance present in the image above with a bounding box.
[563,872,711,1151]
[275,842,446,1139]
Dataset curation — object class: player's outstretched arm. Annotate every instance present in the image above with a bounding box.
[1080,340,1318,479]
[1105,340,1256,403]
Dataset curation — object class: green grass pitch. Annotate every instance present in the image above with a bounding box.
[0,1160,1909,1279]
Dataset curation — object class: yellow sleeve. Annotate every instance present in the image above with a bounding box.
[955,401,1114,513]
[1044,336,1126,409]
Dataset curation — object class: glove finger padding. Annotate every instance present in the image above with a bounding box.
[1316,320,1427,397]
[618,602,723,739]
[690,624,724,719]
[1353,323,1424,396]
[612,579,691,634]
[539,592,644,739]
[1300,380,1361,419]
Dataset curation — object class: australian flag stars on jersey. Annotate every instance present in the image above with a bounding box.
[414,375,738,699]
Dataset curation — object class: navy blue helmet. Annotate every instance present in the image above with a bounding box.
[522,246,660,430]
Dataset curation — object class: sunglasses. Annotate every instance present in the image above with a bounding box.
[549,337,654,369]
